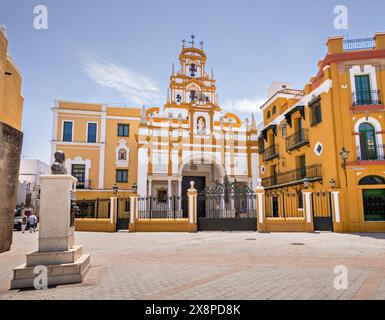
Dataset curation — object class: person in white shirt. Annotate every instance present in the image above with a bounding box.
[28,214,37,233]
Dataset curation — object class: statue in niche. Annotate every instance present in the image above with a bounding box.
[197,117,206,134]
[51,151,68,174]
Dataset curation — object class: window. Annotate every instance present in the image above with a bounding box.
[63,121,73,142]
[310,101,322,126]
[116,169,128,183]
[363,189,385,221]
[117,124,129,137]
[87,123,97,143]
[359,123,377,160]
[272,106,277,115]
[267,111,271,119]
[358,175,385,185]
[71,164,85,189]
[355,75,372,105]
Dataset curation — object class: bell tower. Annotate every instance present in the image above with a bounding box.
[166,35,220,109]
[165,35,221,135]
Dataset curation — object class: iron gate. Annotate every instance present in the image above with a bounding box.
[116,198,130,230]
[197,177,257,231]
[312,192,333,231]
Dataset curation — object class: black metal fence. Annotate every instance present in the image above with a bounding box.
[356,145,385,161]
[262,144,279,162]
[352,90,382,106]
[286,129,309,151]
[198,192,256,219]
[137,195,187,219]
[343,38,375,51]
[262,164,322,188]
[75,198,111,219]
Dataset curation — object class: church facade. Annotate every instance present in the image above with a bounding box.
[136,38,260,203]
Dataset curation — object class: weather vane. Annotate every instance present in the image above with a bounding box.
[182,39,186,48]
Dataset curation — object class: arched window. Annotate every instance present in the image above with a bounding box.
[119,149,127,161]
[358,175,385,185]
[267,111,271,119]
[359,123,377,160]
[272,106,277,115]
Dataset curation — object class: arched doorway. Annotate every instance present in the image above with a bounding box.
[180,160,224,218]
[359,123,378,160]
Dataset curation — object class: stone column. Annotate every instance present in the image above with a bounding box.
[256,186,265,232]
[11,174,91,289]
[302,188,314,232]
[187,181,198,232]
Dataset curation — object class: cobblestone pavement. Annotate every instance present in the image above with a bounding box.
[0,231,385,300]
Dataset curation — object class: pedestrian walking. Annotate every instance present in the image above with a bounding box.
[28,214,37,233]
[21,216,28,233]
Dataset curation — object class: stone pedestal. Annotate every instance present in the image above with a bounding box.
[11,175,91,289]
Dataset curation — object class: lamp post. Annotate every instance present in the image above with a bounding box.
[303,178,310,189]
[329,178,336,189]
[112,184,118,196]
[339,147,350,187]
[132,183,138,194]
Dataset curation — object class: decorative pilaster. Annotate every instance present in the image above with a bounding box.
[187,181,198,232]
[330,189,343,232]
[302,188,314,232]
[256,185,265,232]
[129,194,138,232]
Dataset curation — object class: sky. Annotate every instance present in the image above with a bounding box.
[1,0,384,163]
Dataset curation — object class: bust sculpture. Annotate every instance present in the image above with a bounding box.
[51,151,68,174]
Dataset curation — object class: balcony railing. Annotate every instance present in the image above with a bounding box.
[76,180,91,190]
[352,90,382,106]
[286,129,309,151]
[262,144,279,162]
[343,38,375,51]
[262,164,322,188]
[356,145,385,161]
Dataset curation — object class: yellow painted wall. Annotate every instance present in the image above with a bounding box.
[0,29,23,131]
[75,219,116,232]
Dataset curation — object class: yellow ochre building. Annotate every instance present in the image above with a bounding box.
[52,33,385,233]
[258,32,385,233]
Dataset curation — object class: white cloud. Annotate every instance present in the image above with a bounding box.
[222,97,266,115]
[82,54,161,105]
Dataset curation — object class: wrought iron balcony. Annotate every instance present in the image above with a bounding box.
[352,90,382,106]
[262,144,279,162]
[356,145,385,161]
[343,38,375,51]
[286,129,309,152]
[262,164,322,188]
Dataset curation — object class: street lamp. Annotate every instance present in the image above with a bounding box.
[339,147,350,187]
[329,178,336,189]
[339,147,350,169]
[132,183,138,193]
[303,178,310,189]
[112,184,118,195]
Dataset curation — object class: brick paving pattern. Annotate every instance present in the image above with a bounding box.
[0,231,385,300]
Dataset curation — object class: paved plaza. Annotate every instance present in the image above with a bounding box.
[1,230,385,300]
